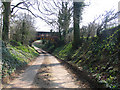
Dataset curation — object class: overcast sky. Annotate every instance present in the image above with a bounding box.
[35,0,120,32]
[81,0,120,26]
[1,0,120,32]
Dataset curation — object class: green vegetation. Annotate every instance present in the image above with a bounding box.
[36,28,119,89]
[2,40,39,79]
[53,42,73,60]
[1,1,119,89]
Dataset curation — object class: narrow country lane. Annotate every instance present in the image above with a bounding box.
[32,52,81,88]
[3,46,90,89]
[4,47,45,88]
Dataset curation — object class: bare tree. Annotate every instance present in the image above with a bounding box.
[31,0,73,43]
[1,0,35,42]
[11,13,36,45]
[1,0,73,44]
[58,2,72,42]
[95,10,119,37]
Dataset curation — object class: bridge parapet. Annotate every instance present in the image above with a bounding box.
[36,31,59,42]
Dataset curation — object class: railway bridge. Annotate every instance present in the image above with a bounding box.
[35,31,59,42]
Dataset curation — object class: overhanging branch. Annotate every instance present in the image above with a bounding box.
[11,2,25,13]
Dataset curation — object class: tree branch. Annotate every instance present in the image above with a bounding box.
[11,2,25,13]
[12,6,37,17]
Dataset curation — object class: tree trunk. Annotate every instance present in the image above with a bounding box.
[58,26,62,40]
[21,20,26,45]
[2,2,11,42]
[73,2,82,49]
[0,7,3,37]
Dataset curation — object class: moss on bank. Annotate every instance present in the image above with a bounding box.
[2,41,39,79]
[34,29,119,89]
